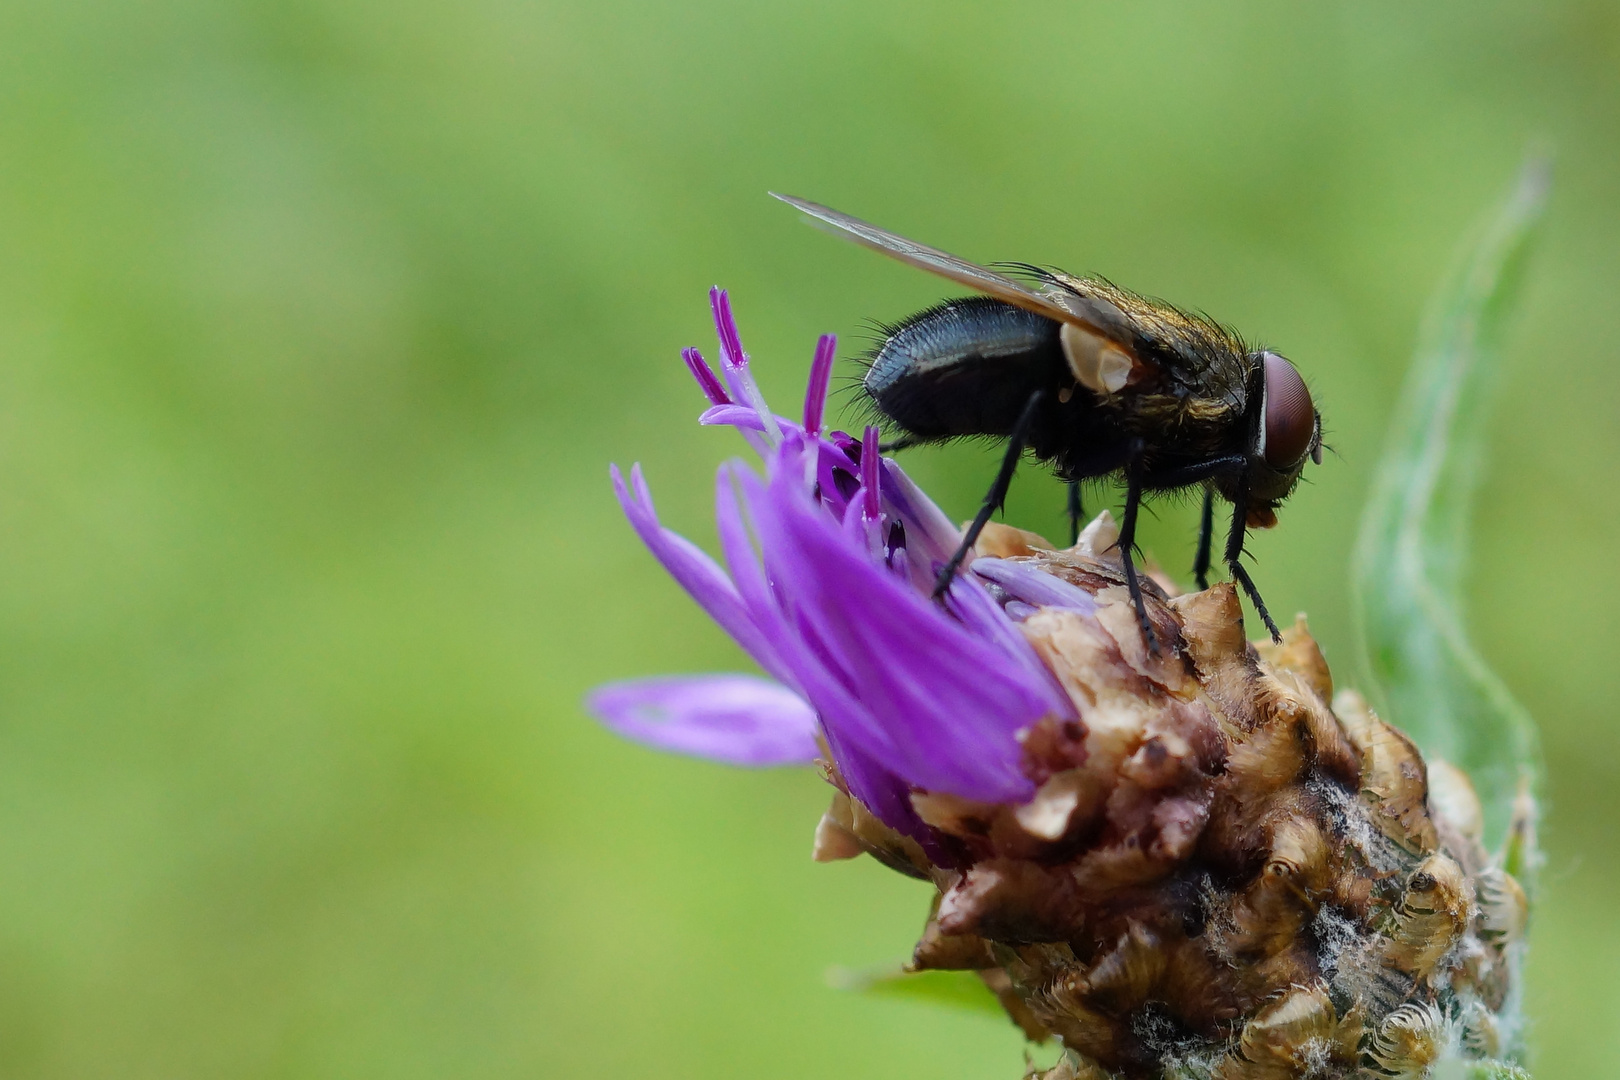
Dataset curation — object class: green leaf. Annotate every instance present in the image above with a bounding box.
[1351,159,1549,861]
[825,963,1008,1020]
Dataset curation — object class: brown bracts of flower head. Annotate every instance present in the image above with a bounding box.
[814,518,1530,1080]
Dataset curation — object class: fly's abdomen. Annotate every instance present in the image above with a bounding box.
[864,297,1065,439]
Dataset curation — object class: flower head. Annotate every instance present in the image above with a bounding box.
[587,292,1530,1080]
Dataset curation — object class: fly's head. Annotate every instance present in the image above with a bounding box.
[1242,350,1322,517]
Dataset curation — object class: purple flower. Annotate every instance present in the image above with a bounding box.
[589,289,1075,840]
[586,675,820,766]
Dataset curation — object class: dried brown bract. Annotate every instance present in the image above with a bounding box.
[818,521,1528,1080]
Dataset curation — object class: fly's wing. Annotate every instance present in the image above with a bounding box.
[771,193,1133,339]
[773,193,1253,414]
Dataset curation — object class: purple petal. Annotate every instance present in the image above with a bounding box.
[682,347,730,406]
[712,461,804,691]
[942,570,1075,719]
[700,404,802,434]
[803,334,836,436]
[710,287,782,444]
[841,487,873,551]
[860,426,882,523]
[752,455,1044,803]
[700,403,767,429]
[879,458,963,568]
[587,675,821,766]
[970,557,1099,615]
[821,725,956,866]
[722,455,901,760]
[813,440,861,520]
[612,464,787,680]
[711,287,747,374]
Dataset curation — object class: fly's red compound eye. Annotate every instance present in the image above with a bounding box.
[1260,352,1315,469]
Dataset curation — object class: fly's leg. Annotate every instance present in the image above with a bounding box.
[931,390,1044,599]
[879,435,920,454]
[1224,487,1282,643]
[1134,455,1244,594]
[1116,450,1159,655]
[1067,480,1084,547]
[1193,485,1215,590]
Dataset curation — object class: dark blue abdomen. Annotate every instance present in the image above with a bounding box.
[864,297,1066,439]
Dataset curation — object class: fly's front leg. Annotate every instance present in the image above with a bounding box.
[1135,456,1243,595]
[1066,480,1084,547]
[1193,485,1214,590]
[1223,485,1282,643]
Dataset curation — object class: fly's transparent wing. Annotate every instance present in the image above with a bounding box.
[772,193,1130,336]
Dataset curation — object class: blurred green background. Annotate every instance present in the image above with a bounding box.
[0,0,1614,1076]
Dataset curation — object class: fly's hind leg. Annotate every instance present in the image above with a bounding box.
[931,390,1045,599]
